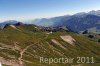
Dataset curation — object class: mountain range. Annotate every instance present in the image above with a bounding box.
[0,10,100,34]
[24,10,100,34]
[0,10,100,66]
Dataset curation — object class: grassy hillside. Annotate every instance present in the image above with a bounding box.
[0,25,100,66]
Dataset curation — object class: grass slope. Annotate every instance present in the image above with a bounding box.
[0,25,99,66]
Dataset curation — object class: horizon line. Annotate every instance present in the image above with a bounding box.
[0,9,100,22]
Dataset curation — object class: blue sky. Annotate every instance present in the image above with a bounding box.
[0,0,100,21]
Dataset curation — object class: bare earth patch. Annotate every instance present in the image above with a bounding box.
[0,57,22,66]
[51,39,67,49]
[60,35,76,46]
[10,25,17,29]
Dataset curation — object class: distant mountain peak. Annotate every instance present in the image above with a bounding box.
[0,20,23,29]
[88,10,100,16]
[73,10,100,17]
